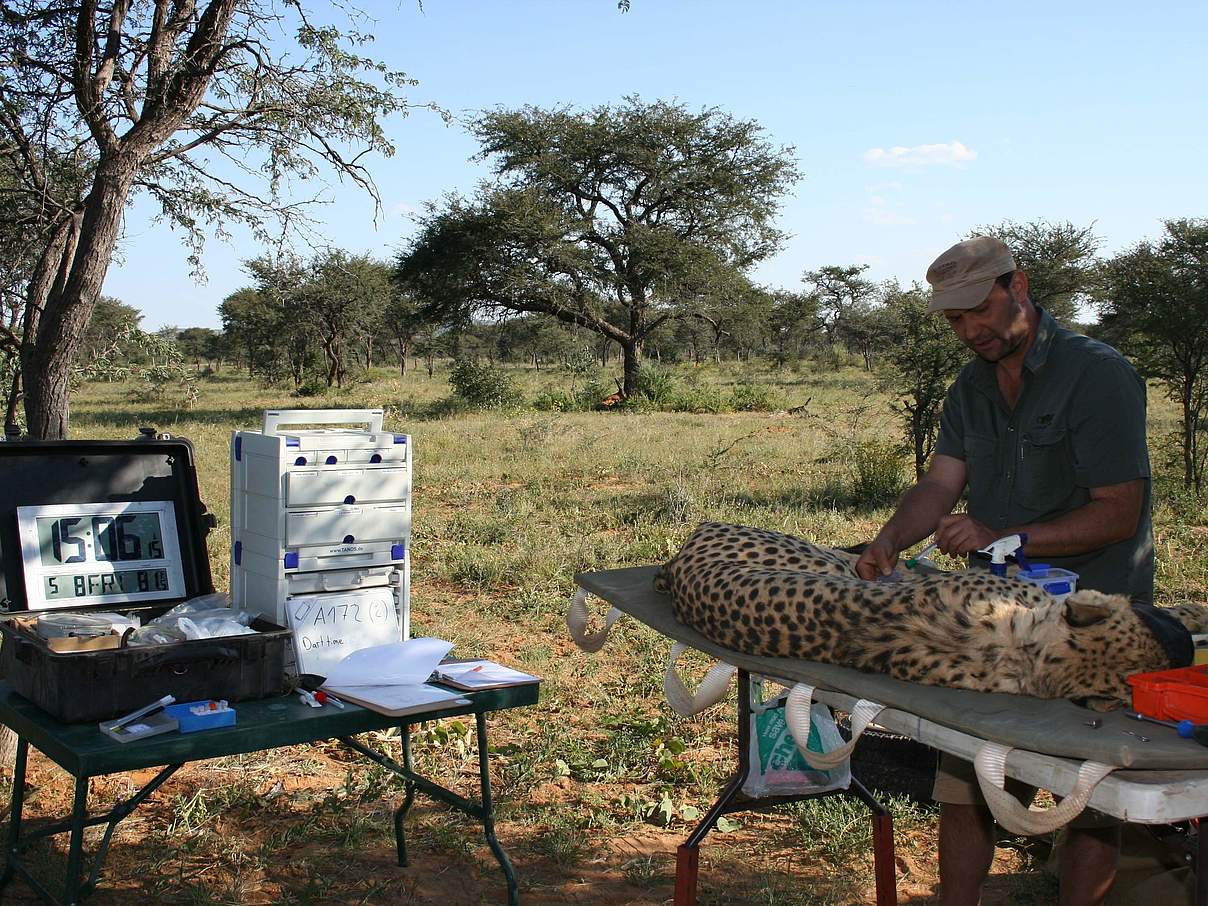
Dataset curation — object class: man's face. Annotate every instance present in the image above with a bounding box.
[943,279,1030,363]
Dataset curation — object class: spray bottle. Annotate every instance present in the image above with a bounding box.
[977,533,1031,576]
[905,541,939,571]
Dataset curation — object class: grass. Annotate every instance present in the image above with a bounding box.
[5,355,1204,903]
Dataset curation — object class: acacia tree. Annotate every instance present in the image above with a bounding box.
[395,98,799,397]
[1098,219,1208,493]
[0,0,417,438]
[973,220,1100,326]
[876,283,969,477]
[302,251,391,387]
[803,264,877,350]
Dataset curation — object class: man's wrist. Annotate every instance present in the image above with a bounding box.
[874,525,902,552]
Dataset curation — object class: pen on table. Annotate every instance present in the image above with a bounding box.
[471,665,484,672]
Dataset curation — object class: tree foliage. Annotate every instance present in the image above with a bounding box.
[0,0,417,437]
[395,97,799,396]
[973,220,1100,326]
[1098,218,1208,493]
[802,264,877,348]
[876,283,970,477]
[221,250,396,389]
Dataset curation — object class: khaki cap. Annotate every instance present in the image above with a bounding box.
[925,236,1016,313]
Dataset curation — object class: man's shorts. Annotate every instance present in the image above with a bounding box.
[932,753,1121,830]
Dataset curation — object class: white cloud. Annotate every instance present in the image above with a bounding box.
[862,193,915,226]
[863,140,977,168]
[863,205,915,226]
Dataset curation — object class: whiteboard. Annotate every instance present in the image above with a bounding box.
[285,588,401,679]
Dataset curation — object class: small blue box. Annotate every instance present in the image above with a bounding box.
[1016,565,1079,600]
[165,700,237,733]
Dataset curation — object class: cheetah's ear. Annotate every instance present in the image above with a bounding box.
[1062,593,1114,628]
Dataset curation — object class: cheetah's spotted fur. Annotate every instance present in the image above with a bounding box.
[656,522,1171,709]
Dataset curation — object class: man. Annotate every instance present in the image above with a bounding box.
[855,235,1154,906]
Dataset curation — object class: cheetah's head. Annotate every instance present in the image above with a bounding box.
[1019,591,1181,711]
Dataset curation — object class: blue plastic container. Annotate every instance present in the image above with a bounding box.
[165,700,237,733]
[1015,564,1079,600]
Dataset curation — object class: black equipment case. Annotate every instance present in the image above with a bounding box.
[0,434,290,722]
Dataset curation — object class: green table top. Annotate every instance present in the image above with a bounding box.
[0,681,540,777]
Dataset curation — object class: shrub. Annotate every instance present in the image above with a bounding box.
[673,382,728,413]
[448,358,523,410]
[632,365,678,406]
[293,377,328,398]
[850,438,909,506]
[729,382,785,412]
[533,380,608,412]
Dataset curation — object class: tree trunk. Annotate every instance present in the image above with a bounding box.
[621,339,642,397]
[24,160,135,440]
[5,368,21,435]
[1185,381,1195,489]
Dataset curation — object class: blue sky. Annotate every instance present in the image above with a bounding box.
[104,1,1208,330]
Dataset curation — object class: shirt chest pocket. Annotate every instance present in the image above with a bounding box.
[963,432,999,517]
[1018,428,1075,509]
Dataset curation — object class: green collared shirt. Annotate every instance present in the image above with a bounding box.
[935,308,1154,603]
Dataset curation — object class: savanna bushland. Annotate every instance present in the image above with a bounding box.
[5,356,1204,906]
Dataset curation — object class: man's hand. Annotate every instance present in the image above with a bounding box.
[856,535,900,580]
[935,514,997,556]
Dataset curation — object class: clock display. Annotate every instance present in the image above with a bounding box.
[17,502,186,610]
[43,568,170,601]
[35,513,165,567]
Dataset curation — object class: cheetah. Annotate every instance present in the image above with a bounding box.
[656,522,1178,709]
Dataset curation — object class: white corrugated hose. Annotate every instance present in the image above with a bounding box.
[785,683,885,771]
[663,641,737,716]
[973,742,1116,836]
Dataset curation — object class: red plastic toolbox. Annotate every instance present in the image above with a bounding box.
[1128,664,1208,723]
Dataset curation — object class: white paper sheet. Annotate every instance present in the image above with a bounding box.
[322,636,452,688]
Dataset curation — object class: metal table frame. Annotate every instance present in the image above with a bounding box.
[674,670,897,906]
[0,681,538,905]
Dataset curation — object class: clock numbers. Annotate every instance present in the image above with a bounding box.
[50,518,87,564]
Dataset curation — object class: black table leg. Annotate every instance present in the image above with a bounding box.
[476,709,517,906]
[0,737,28,890]
[1196,818,1207,906]
[62,775,89,906]
[340,709,520,906]
[395,725,415,867]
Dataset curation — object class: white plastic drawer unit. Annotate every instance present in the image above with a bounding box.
[285,468,409,507]
[343,446,408,465]
[286,504,410,547]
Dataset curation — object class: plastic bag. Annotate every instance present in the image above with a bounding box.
[742,676,851,798]
[124,593,255,645]
[160,593,235,618]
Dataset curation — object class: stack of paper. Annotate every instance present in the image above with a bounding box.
[320,637,469,717]
[433,660,541,691]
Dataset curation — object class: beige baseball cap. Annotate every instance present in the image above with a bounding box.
[925,236,1016,313]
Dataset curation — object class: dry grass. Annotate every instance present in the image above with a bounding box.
[1,357,1200,903]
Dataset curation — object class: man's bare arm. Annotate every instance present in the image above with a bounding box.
[934,479,1146,557]
[855,454,967,579]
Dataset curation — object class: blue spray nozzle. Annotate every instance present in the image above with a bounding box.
[978,533,1030,576]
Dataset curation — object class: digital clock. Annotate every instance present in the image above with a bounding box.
[17,502,186,610]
